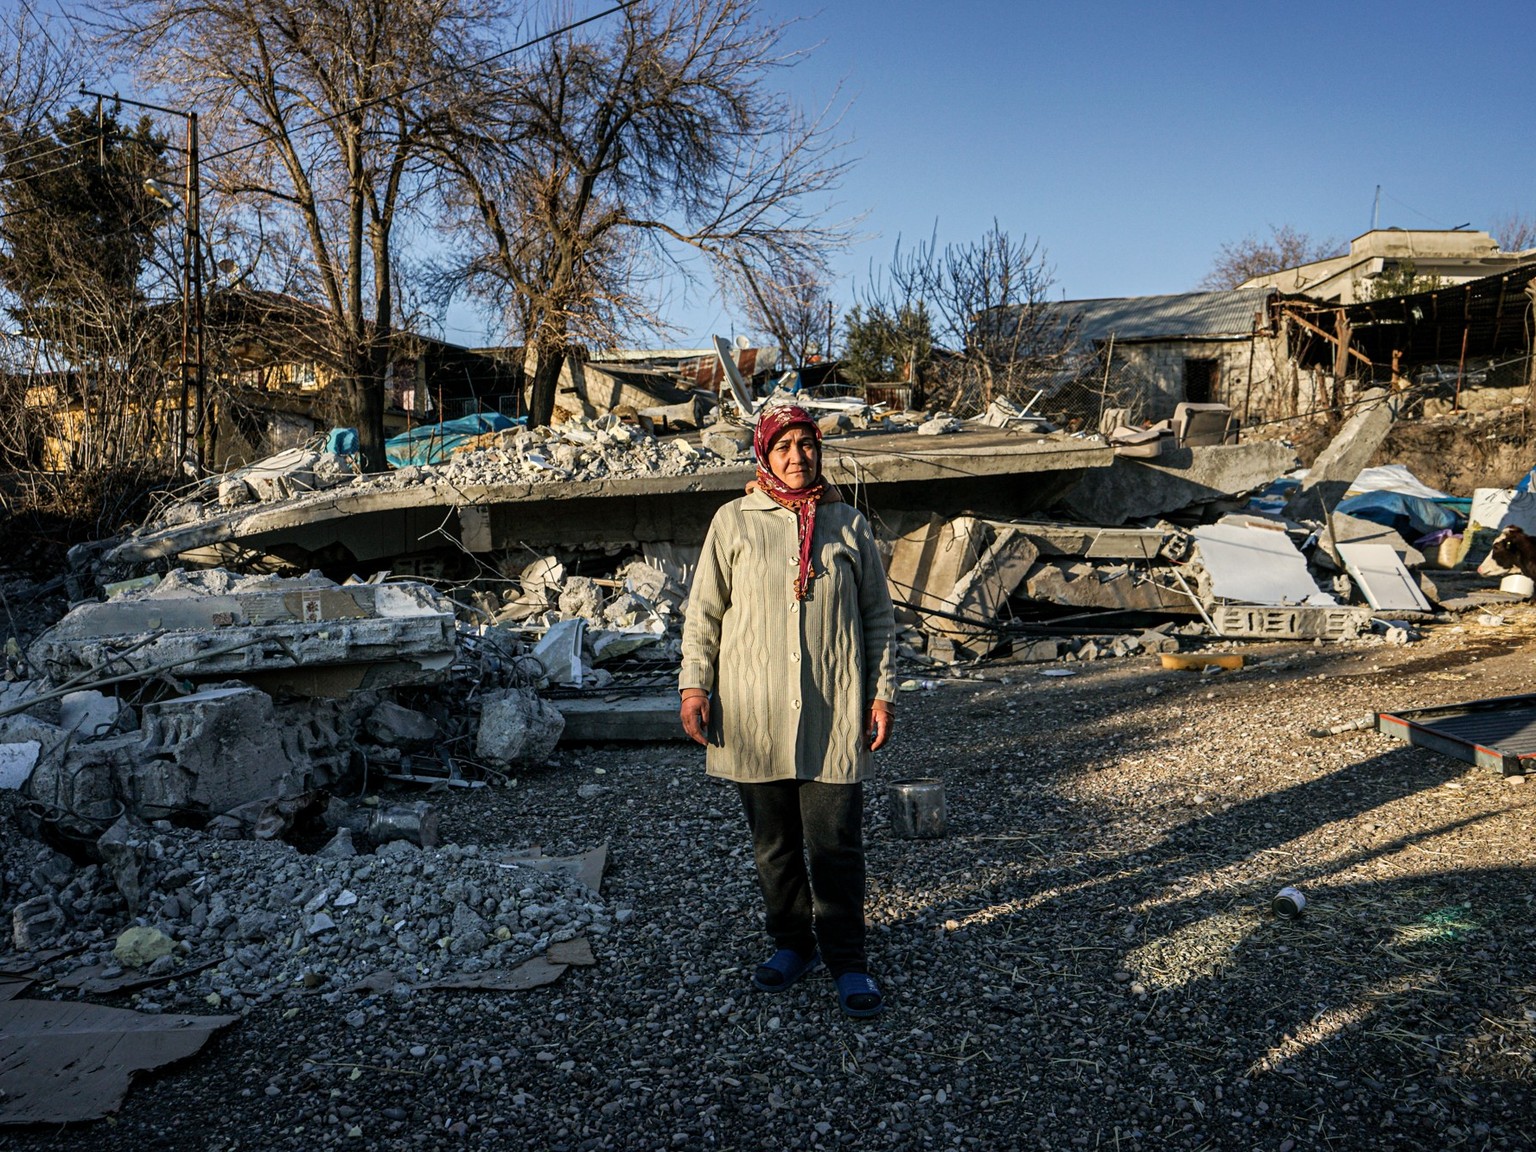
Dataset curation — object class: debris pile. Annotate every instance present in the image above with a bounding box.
[1,812,613,1009]
[438,414,737,485]
[474,552,689,691]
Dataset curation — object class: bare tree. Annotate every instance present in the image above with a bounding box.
[728,259,835,368]
[0,2,74,130]
[1200,225,1341,290]
[1492,212,1536,253]
[105,0,503,469]
[430,0,850,426]
[857,222,1070,414]
[0,3,182,481]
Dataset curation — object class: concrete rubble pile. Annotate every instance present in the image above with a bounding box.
[472,552,690,692]
[0,562,578,868]
[437,414,735,485]
[879,387,1536,665]
[2,816,615,1009]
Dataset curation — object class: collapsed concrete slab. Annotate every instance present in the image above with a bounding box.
[1284,387,1395,520]
[101,428,1112,568]
[27,571,456,696]
[1058,441,1299,525]
[1014,523,1176,561]
[1023,561,1197,613]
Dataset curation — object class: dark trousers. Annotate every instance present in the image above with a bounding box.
[736,779,867,977]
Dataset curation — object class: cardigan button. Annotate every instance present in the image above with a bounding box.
[792,700,801,709]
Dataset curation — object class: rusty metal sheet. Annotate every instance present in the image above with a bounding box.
[1377,692,1536,775]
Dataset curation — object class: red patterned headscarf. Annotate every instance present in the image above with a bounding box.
[753,405,826,600]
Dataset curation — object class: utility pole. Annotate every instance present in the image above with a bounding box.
[82,87,205,471]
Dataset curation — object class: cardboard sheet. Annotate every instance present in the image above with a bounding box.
[0,999,236,1124]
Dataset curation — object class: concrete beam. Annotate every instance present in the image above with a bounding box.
[552,695,687,743]
[1284,387,1395,521]
[1058,441,1299,526]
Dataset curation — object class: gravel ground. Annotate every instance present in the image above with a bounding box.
[5,611,1536,1151]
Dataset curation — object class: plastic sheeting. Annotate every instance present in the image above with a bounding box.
[385,411,519,468]
[1335,490,1462,540]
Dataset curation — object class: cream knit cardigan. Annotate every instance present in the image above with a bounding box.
[679,490,898,784]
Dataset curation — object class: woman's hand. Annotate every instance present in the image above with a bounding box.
[680,689,711,745]
[867,700,895,751]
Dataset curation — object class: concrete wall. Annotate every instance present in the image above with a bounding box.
[1107,337,1277,423]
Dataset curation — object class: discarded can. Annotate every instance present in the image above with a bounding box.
[1271,886,1306,917]
[887,779,948,839]
[367,801,440,849]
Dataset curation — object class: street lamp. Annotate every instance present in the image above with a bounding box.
[83,87,206,472]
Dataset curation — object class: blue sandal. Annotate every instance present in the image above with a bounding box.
[835,972,884,1018]
[752,948,821,992]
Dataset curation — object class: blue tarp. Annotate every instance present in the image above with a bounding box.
[384,412,519,467]
[1335,490,1463,540]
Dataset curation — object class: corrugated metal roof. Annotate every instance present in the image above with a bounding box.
[1041,286,1274,343]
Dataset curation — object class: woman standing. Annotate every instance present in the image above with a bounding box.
[679,404,897,1018]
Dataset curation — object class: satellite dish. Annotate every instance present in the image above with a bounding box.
[712,334,757,419]
[733,334,750,350]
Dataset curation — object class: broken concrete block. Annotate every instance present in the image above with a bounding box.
[218,474,254,508]
[316,826,357,859]
[114,925,175,969]
[312,452,357,489]
[365,701,438,749]
[701,427,751,461]
[242,447,321,501]
[818,413,853,436]
[22,731,134,834]
[1208,604,1372,641]
[558,576,605,622]
[0,739,41,790]
[59,691,133,739]
[96,815,148,914]
[533,618,586,686]
[12,895,65,951]
[134,686,307,819]
[1284,387,1395,520]
[1005,638,1063,664]
[477,689,565,766]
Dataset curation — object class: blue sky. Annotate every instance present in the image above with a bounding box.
[618,0,1535,350]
